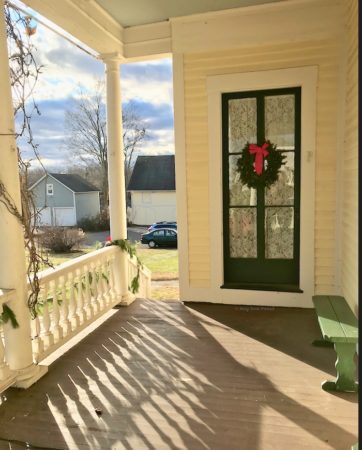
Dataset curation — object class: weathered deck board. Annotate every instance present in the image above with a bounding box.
[0,299,357,450]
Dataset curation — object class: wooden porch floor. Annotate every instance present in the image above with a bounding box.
[0,299,357,450]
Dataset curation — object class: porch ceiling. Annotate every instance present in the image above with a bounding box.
[20,0,291,60]
[95,0,282,28]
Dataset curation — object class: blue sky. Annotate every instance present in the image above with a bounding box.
[12,8,174,169]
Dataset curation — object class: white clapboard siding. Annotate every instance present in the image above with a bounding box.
[183,38,341,290]
[341,0,358,314]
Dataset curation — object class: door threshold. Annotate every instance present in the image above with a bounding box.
[221,283,303,293]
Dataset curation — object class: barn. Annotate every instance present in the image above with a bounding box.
[127,155,176,226]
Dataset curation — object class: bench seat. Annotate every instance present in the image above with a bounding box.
[312,295,358,393]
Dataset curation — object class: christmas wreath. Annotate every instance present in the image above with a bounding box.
[236,140,285,189]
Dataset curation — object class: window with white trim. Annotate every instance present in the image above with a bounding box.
[46,183,54,196]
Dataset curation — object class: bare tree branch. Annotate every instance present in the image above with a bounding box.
[64,80,147,208]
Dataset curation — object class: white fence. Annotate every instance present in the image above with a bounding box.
[0,246,152,393]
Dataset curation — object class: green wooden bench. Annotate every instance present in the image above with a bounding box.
[312,295,358,393]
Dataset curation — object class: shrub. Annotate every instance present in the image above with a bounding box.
[38,227,85,253]
[78,210,110,232]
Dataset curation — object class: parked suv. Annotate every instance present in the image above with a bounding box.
[147,221,177,232]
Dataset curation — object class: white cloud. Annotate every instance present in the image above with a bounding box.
[9,4,174,167]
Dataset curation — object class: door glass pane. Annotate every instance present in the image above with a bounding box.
[265,95,295,150]
[229,208,257,258]
[265,207,294,259]
[265,152,295,206]
[228,98,257,153]
[229,155,257,206]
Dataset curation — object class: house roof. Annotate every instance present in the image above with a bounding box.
[49,173,100,192]
[29,173,100,193]
[127,155,175,191]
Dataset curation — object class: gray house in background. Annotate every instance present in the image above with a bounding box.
[29,173,100,226]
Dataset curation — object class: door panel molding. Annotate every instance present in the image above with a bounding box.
[207,66,317,307]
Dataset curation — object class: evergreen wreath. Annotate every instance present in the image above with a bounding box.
[236,140,285,189]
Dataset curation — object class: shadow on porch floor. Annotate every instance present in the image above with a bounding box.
[0,299,357,450]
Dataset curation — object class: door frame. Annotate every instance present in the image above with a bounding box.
[207,66,317,307]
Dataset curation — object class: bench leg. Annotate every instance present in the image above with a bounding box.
[322,342,358,393]
[312,339,334,347]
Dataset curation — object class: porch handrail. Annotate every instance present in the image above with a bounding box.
[34,245,118,283]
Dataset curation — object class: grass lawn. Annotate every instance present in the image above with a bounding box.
[38,246,179,281]
[34,247,96,270]
[46,248,93,267]
[151,286,179,301]
[136,247,178,280]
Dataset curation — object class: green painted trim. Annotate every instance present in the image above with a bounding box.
[222,87,301,290]
[221,283,303,293]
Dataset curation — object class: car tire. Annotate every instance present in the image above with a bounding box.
[148,240,156,248]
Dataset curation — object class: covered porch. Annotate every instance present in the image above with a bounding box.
[0,0,358,448]
[0,299,357,449]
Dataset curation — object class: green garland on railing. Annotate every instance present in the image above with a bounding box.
[110,239,143,294]
[0,305,19,328]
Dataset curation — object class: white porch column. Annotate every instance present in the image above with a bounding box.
[0,2,47,386]
[102,53,132,305]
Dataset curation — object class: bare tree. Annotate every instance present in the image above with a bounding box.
[65,81,146,209]
[123,102,146,184]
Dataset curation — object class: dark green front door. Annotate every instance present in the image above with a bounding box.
[222,87,301,292]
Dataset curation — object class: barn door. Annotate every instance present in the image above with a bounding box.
[222,87,302,292]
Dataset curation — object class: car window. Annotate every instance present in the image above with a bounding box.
[166,230,176,236]
[153,230,165,237]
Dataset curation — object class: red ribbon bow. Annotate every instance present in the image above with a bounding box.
[249,143,269,175]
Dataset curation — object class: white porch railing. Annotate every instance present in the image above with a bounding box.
[0,289,17,394]
[0,246,152,392]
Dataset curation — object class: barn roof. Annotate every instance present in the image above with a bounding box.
[127,155,175,191]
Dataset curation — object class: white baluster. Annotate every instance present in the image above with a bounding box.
[104,258,113,304]
[0,324,11,381]
[107,257,116,303]
[60,276,71,336]
[68,272,79,330]
[83,265,93,320]
[128,260,132,285]
[75,269,86,324]
[101,258,111,306]
[50,280,62,342]
[30,315,43,363]
[94,262,104,311]
[40,282,54,350]
[89,262,99,315]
